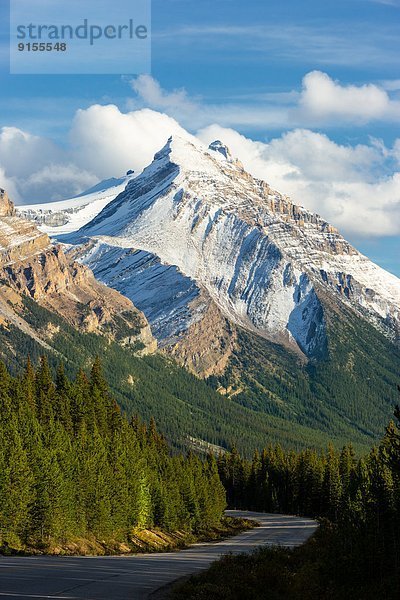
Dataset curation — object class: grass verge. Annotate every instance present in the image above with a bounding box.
[0,516,256,557]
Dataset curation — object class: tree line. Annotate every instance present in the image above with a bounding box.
[0,357,226,551]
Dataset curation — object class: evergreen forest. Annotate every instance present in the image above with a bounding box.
[0,357,226,552]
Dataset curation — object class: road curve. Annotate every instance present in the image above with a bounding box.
[0,511,317,600]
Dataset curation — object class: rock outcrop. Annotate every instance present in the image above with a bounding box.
[167,293,237,377]
[0,188,15,217]
[0,190,156,354]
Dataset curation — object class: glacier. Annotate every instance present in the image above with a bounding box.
[16,171,136,235]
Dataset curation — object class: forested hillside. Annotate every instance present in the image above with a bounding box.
[1,296,374,455]
[0,358,226,553]
[209,303,400,453]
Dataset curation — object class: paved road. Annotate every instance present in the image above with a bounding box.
[0,511,317,600]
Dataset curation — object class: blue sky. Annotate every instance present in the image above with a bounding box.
[0,0,399,275]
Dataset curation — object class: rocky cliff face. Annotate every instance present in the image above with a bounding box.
[0,188,15,217]
[167,297,237,377]
[0,191,156,354]
[69,240,233,375]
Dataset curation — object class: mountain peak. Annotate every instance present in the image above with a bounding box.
[208,140,232,160]
[151,135,226,178]
[153,135,190,164]
[156,134,204,157]
[20,131,400,358]
[152,136,240,178]
[73,131,400,356]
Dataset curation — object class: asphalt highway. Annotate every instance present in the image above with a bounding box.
[0,511,318,599]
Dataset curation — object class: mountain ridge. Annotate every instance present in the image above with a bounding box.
[17,172,136,235]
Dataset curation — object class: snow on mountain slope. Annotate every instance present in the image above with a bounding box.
[66,136,400,356]
[16,172,136,235]
[73,240,206,344]
[72,238,235,376]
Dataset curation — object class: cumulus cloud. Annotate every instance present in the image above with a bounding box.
[198,124,400,237]
[70,105,191,178]
[0,127,63,180]
[0,127,101,203]
[0,167,20,203]
[0,108,191,202]
[24,165,97,203]
[130,73,400,129]
[297,71,400,124]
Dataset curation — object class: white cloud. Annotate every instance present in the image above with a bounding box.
[392,139,400,165]
[129,73,400,130]
[0,127,96,203]
[0,167,20,204]
[0,108,191,203]
[381,79,400,92]
[128,76,290,130]
[24,164,97,202]
[197,125,400,237]
[297,71,400,124]
[70,105,191,178]
[131,76,198,116]
[0,127,63,179]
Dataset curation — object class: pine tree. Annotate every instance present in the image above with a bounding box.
[0,421,34,547]
[35,356,55,424]
[321,445,343,520]
[23,357,36,412]
[55,363,71,429]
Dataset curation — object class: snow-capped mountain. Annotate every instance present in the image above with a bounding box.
[65,136,399,362]
[22,136,400,369]
[16,171,136,235]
